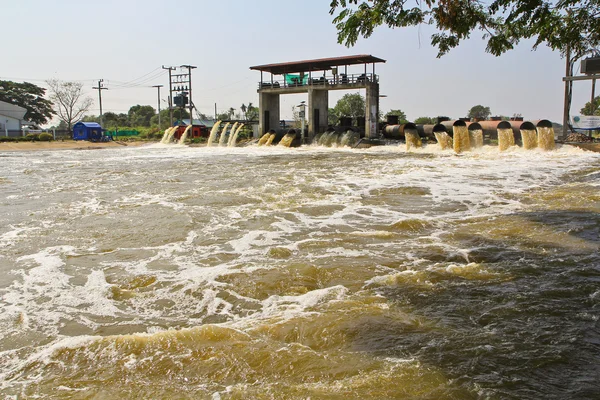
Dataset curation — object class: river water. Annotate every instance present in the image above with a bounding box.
[1,143,599,399]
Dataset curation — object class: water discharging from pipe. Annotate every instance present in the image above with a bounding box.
[434,132,453,150]
[258,132,270,146]
[537,120,555,151]
[219,123,231,146]
[206,121,222,147]
[221,123,238,146]
[497,129,515,151]
[278,133,296,147]
[339,130,360,147]
[405,129,422,150]
[521,130,537,150]
[469,129,484,148]
[161,127,177,144]
[178,125,192,145]
[320,132,338,146]
[159,128,171,143]
[228,124,244,147]
[453,124,471,153]
[265,133,276,146]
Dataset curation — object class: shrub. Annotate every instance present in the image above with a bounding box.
[25,133,39,141]
[39,133,53,141]
[0,137,16,142]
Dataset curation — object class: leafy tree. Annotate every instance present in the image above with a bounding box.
[128,105,155,127]
[468,105,491,120]
[414,116,437,124]
[246,102,258,121]
[46,79,93,133]
[385,109,408,124]
[332,93,365,121]
[329,0,600,58]
[82,115,100,123]
[241,103,247,119]
[216,112,230,121]
[0,80,55,125]
[328,108,339,125]
[581,96,600,116]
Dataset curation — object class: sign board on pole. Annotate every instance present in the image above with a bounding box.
[572,115,600,130]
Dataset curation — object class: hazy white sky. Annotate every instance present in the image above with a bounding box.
[2,0,593,125]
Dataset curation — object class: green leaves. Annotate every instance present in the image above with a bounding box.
[0,80,55,125]
[330,0,600,58]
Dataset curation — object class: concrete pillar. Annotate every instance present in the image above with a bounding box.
[258,92,280,136]
[365,82,380,138]
[308,88,328,140]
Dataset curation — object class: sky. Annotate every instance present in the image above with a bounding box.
[1,0,594,126]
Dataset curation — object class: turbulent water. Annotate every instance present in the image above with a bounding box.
[1,143,599,399]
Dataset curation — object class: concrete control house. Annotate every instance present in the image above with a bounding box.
[250,55,385,140]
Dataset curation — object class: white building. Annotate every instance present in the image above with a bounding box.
[0,100,27,136]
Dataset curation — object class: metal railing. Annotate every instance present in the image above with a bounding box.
[258,73,379,89]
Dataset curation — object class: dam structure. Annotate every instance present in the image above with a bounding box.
[250,55,385,142]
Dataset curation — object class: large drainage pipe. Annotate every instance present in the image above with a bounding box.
[383,123,418,140]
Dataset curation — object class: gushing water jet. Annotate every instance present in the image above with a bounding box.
[228,124,245,147]
[536,120,555,151]
[222,122,238,146]
[339,130,360,147]
[206,121,222,147]
[178,125,192,145]
[519,121,537,150]
[278,130,297,147]
[452,120,470,153]
[403,123,422,150]
[497,121,515,151]
[468,122,483,148]
[219,122,231,146]
[433,124,453,150]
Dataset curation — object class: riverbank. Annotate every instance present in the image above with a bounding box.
[0,140,149,152]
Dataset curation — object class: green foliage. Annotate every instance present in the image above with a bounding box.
[385,109,408,124]
[25,133,39,141]
[245,102,258,121]
[332,93,365,120]
[328,108,339,125]
[38,132,53,141]
[128,105,156,127]
[0,80,55,125]
[329,0,600,58]
[581,96,600,116]
[468,105,492,120]
[414,116,437,124]
[216,112,230,121]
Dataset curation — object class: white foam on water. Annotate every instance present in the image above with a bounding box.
[258,285,349,321]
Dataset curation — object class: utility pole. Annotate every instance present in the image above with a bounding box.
[591,78,596,115]
[181,65,197,127]
[562,46,571,139]
[92,79,108,127]
[152,85,163,128]
[162,65,176,126]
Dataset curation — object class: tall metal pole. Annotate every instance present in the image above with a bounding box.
[152,85,163,128]
[591,79,596,115]
[181,65,197,126]
[562,46,571,139]
[162,66,176,127]
[92,79,108,128]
